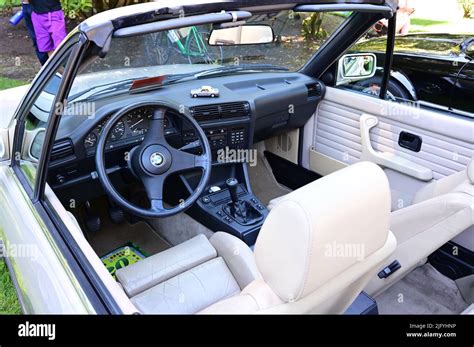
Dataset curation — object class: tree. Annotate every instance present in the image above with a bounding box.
[458,0,474,18]
[301,13,327,41]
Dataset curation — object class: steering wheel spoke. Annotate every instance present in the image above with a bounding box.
[169,148,208,174]
[142,175,165,203]
[142,108,166,145]
[150,199,165,212]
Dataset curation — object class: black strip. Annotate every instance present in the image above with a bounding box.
[0,314,471,344]
[264,151,321,190]
[297,126,305,166]
[379,12,397,100]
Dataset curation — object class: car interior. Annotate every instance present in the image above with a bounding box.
[19,6,473,314]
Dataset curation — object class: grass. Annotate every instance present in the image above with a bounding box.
[410,17,474,34]
[0,260,21,314]
[0,0,21,7]
[0,78,24,314]
[411,18,450,27]
[0,77,26,90]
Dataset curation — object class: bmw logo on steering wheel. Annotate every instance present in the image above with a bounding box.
[150,152,165,167]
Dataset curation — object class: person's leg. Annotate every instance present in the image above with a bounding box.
[49,10,67,53]
[22,4,48,64]
[31,11,54,56]
[400,17,411,35]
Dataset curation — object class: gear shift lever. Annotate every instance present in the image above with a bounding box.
[226,177,239,205]
[223,177,264,226]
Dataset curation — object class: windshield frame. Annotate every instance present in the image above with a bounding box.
[71,9,356,101]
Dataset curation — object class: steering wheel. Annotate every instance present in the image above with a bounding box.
[95,101,212,218]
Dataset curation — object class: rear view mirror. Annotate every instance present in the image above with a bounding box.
[209,25,274,46]
[337,53,377,84]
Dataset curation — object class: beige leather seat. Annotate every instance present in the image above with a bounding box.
[269,159,473,297]
[116,162,396,314]
[366,159,474,296]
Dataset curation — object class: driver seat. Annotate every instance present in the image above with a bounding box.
[116,162,396,314]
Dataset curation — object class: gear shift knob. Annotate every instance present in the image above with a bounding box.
[226,178,239,205]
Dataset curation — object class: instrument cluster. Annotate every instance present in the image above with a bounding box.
[83,107,171,152]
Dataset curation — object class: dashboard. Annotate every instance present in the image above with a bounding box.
[48,72,325,190]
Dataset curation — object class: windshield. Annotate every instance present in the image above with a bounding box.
[70,11,350,98]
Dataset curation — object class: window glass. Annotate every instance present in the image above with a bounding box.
[19,54,70,187]
[336,21,474,114]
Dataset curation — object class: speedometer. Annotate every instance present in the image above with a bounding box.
[126,109,151,136]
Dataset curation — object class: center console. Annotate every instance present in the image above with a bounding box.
[174,102,267,245]
[179,163,268,246]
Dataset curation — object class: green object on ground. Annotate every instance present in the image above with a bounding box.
[0,77,26,90]
[0,260,21,314]
[0,0,21,8]
[101,243,147,279]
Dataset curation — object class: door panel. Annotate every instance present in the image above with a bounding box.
[305,87,474,210]
[312,89,472,180]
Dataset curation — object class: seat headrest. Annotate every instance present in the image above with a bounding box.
[467,159,474,184]
[254,162,391,302]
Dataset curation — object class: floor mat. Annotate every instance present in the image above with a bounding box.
[376,263,469,314]
[247,152,291,206]
[101,243,147,279]
[86,218,170,258]
[455,274,474,304]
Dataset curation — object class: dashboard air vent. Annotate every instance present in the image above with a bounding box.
[219,102,249,119]
[51,139,74,161]
[306,82,322,99]
[190,102,250,122]
[190,104,221,122]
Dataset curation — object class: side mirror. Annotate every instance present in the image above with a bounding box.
[337,53,377,85]
[209,24,274,46]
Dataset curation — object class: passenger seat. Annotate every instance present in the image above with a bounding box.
[268,159,473,297]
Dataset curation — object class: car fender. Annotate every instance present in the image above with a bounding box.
[390,70,417,101]
[0,84,30,130]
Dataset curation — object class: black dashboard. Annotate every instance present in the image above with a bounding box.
[48,72,324,190]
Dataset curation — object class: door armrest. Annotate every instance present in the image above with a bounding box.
[360,114,433,181]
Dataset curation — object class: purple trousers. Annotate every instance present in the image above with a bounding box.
[31,10,67,53]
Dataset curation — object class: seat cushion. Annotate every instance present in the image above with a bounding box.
[116,234,216,297]
[131,257,240,314]
[210,232,262,289]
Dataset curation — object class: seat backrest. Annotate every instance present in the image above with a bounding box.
[251,161,396,313]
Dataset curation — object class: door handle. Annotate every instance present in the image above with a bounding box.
[359,114,433,181]
[398,131,422,152]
